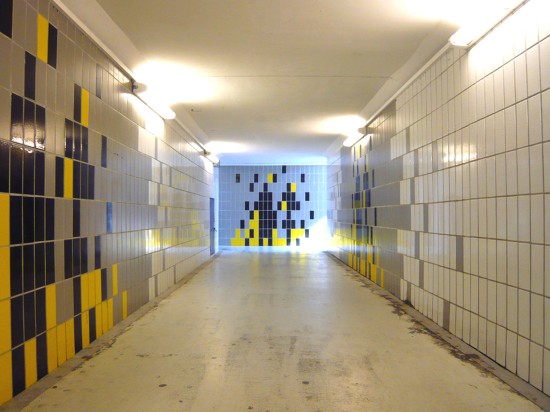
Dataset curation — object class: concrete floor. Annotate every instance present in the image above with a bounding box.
[15,249,541,411]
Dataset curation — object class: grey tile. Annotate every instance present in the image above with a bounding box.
[0,35,12,89]
[0,87,10,141]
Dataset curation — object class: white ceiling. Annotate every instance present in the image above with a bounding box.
[59,0,464,165]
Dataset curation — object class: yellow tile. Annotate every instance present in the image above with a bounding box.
[0,300,10,354]
[46,329,57,372]
[112,265,118,296]
[268,174,273,183]
[65,318,75,359]
[262,239,268,246]
[45,285,56,331]
[122,291,128,320]
[24,339,37,388]
[81,273,89,312]
[254,211,259,220]
[95,270,102,305]
[0,194,9,247]
[81,311,90,348]
[0,351,12,404]
[36,14,49,63]
[230,238,242,246]
[88,270,96,308]
[291,182,296,192]
[272,229,277,239]
[56,324,67,365]
[282,201,287,211]
[250,239,259,247]
[380,269,385,288]
[64,158,73,198]
[81,89,89,127]
[234,229,240,239]
[0,248,10,300]
[101,301,108,333]
[95,304,103,338]
[107,299,114,330]
[245,229,250,238]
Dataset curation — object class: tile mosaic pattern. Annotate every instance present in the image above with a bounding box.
[219,166,326,247]
[0,0,213,404]
[329,0,550,393]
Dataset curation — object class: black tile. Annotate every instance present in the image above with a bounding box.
[45,198,54,241]
[23,149,34,195]
[240,220,245,230]
[35,151,45,196]
[73,200,80,237]
[305,229,310,238]
[310,211,314,219]
[35,287,46,335]
[74,124,81,161]
[35,105,45,150]
[10,246,22,296]
[12,344,25,396]
[9,196,22,245]
[81,237,88,274]
[10,145,23,194]
[301,220,305,229]
[286,183,291,192]
[24,53,36,100]
[55,156,64,197]
[0,0,13,38]
[296,202,300,211]
[254,201,258,210]
[74,85,81,123]
[296,239,300,247]
[64,239,72,279]
[286,211,291,220]
[82,127,88,163]
[254,174,258,183]
[34,243,45,288]
[23,291,36,340]
[47,24,57,68]
[23,244,34,293]
[305,192,310,201]
[65,119,73,158]
[10,94,23,144]
[23,196,34,243]
[249,211,254,220]
[88,165,95,199]
[235,174,240,183]
[244,239,249,247]
[24,99,35,147]
[74,314,82,353]
[81,164,88,199]
[94,235,101,270]
[34,197,44,242]
[101,268,107,301]
[0,140,9,192]
[249,183,254,192]
[106,203,112,234]
[95,65,102,99]
[72,238,81,276]
[73,161,80,199]
[301,174,305,183]
[263,183,268,192]
[36,333,48,379]
[245,201,249,211]
[89,307,96,342]
[101,135,107,168]
[45,242,55,285]
[282,166,286,173]
[249,229,254,239]
[273,174,277,183]
[73,276,81,316]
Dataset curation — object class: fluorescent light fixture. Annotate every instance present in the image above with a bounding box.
[132,82,175,120]
[344,133,372,148]
[204,151,220,164]
[204,141,246,155]
[449,0,524,47]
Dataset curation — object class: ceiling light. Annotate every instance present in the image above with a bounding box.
[344,133,372,148]
[204,141,246,155]
[449,0,524,47]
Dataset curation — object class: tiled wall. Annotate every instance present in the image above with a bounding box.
[0,0,214,404]
[329,0,550,392]
[219,165,326,247]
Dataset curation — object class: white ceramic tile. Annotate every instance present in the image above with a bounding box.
[516,101,529,149]
[514,53,528,102]
[532,245,544,295]
[479,199,487,238]
[519,289,531,338]
[543,90,550,142]
[545,144,550,193]
[545,348,550,395]
[518,195,531,242]
[528,95,543,145]
[546,246,550,297]
[540,37,550,91]
[526,45,541,97]
[519,243,532,291]
[518,335,531,381]
[531,195,544,244]
[506,330,518,372]
[530,342,543,390]
[529,144,544,193]
[507,287,519,333]
[516,147,530,195]
[507,196,519,241]
[504,61,516,108]
[508,241,519,288]
[505,106,518,151]
[487,320,497,359]
[495,154,507,196]
[532,293,544,345]
[494,68,505,112]
[497,198,508,240]
[497,282,507,327]
[487,239,497,280]
[496,325,507,365]
[494,110,506,153]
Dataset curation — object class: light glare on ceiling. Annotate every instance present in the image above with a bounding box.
[318,114,366,137]
[204,141,247,155]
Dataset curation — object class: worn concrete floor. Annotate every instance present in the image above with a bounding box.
[18,249,540,411]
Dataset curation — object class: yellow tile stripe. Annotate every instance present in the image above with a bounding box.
[291,182,296,192]
[64,158,73,198]
[268,174,273,183]
[46,329,57,372]
[0,300,11,354]
[122,291,128,320]
[0,352,12,404]
[37,14,49,63]
[112,265,118,296]
[46,285,56,330]
[81,273,89,312]
[0,194,9,247]
[81,89,89,127]
[82,311,90,348]
[24,339,37,388]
